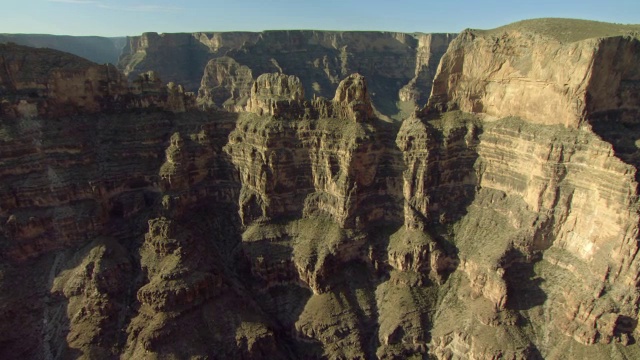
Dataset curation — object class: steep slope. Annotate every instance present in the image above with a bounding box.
[224,72,452,359]
[416,18,640,358]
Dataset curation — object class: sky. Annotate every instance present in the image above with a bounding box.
[1,0,639,37]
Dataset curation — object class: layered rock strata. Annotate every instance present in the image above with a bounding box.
[197,56,254,111]
[245,73,305,117]
[0,45,253,358]
[226,72,398,227]
[418,19,640,357]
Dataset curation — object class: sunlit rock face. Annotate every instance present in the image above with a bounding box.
[421,19,640,355]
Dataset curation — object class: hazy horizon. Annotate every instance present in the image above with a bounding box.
[1,0,639,37]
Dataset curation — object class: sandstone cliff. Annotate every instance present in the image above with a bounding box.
[428,18,640,128]
[417,18,640,357]
[2,19,640,360]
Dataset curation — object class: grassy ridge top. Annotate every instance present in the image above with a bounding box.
[477,18,640,43]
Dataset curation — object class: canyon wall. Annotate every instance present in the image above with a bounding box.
[419,19,640,357]
[119,30,456,117]
[1,18,640,360]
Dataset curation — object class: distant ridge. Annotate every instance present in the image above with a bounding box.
[480,18,640,43]
[0,34,126,65]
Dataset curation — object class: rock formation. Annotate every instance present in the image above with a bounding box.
[197,56,254,111]
[0,44,195,119]
[418,19,640,357]
[1,18,640,360]
[118,30,455,117]
[245,73,305,117]
[331,73,375,122]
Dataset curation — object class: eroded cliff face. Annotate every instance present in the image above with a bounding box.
[225,73,446,359]
[0,43,125,118]
[2,19,640,360]
[118,30,455,117]
[427,19,640,128]
[414,19,640,357]
[226,72,398,229]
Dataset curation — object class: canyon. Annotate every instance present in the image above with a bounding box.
[1,18,640,359]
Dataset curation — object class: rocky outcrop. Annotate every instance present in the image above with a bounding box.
[245,73,305,118]
[331,73,374,122]
[123,212,287,359]
[240,72,375,122]
[226,72,399,228]
[197,56,254,111]
[119,30,455,117]
[48,238,133,358]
